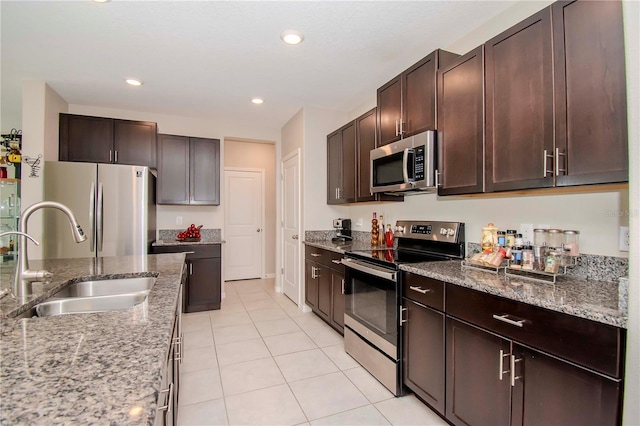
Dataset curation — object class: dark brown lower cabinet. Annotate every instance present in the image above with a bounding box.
[152,244,221,313]
[402,298,445,414]
[445,317,622,426]
[304,246,344,334]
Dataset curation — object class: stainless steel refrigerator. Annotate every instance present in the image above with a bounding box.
[43,161,156,259]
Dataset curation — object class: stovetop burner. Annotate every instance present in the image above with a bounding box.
[345,220,465,268]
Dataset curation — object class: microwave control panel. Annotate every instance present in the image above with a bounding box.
[414,146,425,181]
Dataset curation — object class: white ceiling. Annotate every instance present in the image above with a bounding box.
[1,1,518,133]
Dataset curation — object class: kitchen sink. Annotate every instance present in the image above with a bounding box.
[52,277,156,298]
[35,292,149,317]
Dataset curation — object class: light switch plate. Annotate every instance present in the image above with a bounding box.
[619,226,629,252]
[176,216,183,226]
[520,224,534,245]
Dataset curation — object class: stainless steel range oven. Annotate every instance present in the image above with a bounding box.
[341,220,465,396]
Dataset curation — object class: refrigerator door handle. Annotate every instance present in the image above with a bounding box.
[97,182,104,252]
[89,182,96,252]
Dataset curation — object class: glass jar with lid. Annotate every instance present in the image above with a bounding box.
[547,229,563,248]
[533,228,548,247]
[563,230,580,256]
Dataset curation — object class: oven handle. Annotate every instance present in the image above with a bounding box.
[402,148,414,184]
[340,258,397,282]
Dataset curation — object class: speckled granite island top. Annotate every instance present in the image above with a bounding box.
[152,238,223,247]
[0,253,186,425]
[304,239,626,329]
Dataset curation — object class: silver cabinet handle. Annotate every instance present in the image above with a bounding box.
[555,147,566,175]
[157,383,174,413]
[435,169,441,188]
[173,336,182,362]
[499,349,510,381]
[493,314,525,328]
[543,149,554,177]
[189,263,193,275]
[341,279,345,295]
[114,150,118,163]
[409,285,430,294]
[310,253,321,257]
[399,305,408,326]
[395,120,399,137]
[399,120,405,135]
[109,150,112,162]
[510,355,523,387]
[292,235,298,240]
[331,259,342,265]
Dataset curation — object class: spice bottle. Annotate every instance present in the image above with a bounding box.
[378,215,385,245]
[497,231,506,247]
[515,233,524,247]
[371,213,378,245]
[506,230,517,247]
[522,245,534,270]
[481,223,499,253]
[385,224,394,247]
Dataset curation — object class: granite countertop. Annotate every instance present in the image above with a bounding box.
[0,254,185,425]
[152,238,223,247]
[304,239,627,329]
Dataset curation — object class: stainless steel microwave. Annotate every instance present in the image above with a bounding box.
[370,130,436,194]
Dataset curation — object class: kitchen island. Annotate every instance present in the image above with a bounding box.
[0,253,185,425]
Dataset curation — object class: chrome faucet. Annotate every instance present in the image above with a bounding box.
[14,201,87,301]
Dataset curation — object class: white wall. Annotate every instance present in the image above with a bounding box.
[68,104,281,234]
[281,108,304,159]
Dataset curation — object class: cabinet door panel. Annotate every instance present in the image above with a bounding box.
[341,122,356,203]
[446,318,511,426]
[59,114,113,163]
[114,119,157,168]
[317,265,332,321]
[305,260,318,309]
[553,0,627,186]
[437,46,484,195]
[330,269,345,331]
[186,258,221,312]
[190,138,220,205]
[403,299,445,414]
[157,134,190,205]
[403,53,436,136]
[511,345,621,426]
[356,108,377,202]
[485,8,554,192]
[377,76,402,146]
[327,130,342,204]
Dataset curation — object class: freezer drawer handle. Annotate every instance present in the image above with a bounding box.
[89,182,95,253]
[96,183,104,252]
[492,314,525,328]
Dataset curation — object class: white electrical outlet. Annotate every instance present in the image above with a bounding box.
[619,226,629,252]
[520,224,534,245]
[176,216,183,226]
[356,218,364,228]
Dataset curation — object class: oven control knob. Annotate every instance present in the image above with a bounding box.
[439,228,447,235]
[447,228,455,237]
[395,225,405,233]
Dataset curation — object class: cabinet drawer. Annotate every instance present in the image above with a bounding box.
[305,246,344,270]
[446,284,624,378]
[152,244,221,259]
[403,273,444,311]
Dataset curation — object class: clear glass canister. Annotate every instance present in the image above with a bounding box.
[533,228,548,247]
[563,230,580,256]
[547,229,563,248]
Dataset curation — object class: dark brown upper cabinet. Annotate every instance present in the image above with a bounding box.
[327,122,356,205]
[59,113,157,168]
[437,46,485,196]
[355,107,377,202]
[484,8,555,192]
[377,49,459,147]
[552,0,628,186]
[157,134,220,205]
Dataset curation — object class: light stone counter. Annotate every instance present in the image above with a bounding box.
[0,253,185,425]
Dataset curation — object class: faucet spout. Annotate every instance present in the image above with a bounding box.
[14,201,87,302]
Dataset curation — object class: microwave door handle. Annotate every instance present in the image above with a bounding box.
[402,148,413,183]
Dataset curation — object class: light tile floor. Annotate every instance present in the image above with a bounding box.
[177,278,447,426]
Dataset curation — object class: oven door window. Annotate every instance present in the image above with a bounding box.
[372,150,415,187]
[345,267,397,347]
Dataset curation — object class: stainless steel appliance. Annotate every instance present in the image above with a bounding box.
[341,220,465,396]
[370,130,436,194]
[42,161,156,259]
[332,218,352,242]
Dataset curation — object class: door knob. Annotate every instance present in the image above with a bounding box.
[292,234,299,240]
[257,228,262,232]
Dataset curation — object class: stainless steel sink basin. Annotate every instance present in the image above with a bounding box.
[53,277,156,298]
[35,292,149,317]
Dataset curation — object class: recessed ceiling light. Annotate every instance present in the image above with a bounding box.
[280,30,304,45]
[251,98,264,105]
[125,78,143,87]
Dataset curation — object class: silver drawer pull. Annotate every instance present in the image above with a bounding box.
[157,383,174,413]
[331,259,342,264]
[409,285,431,294]
[310,253,321,257]
[492,314,525,328]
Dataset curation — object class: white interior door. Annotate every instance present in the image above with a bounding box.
[224,168,264,281]
[281,150,301,304]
